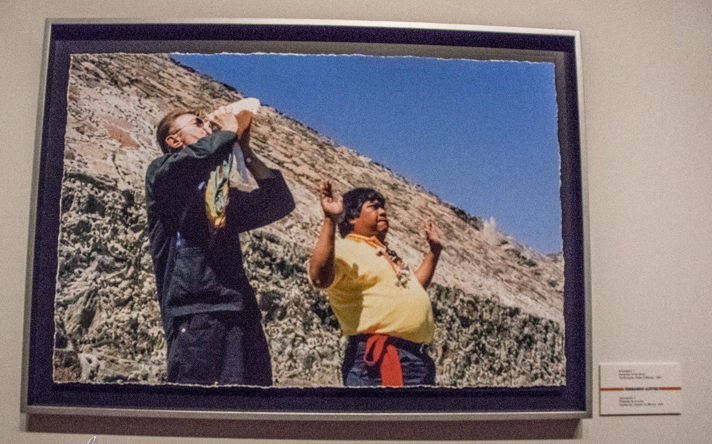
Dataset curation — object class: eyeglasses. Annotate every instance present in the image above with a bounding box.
[169,117,204,136]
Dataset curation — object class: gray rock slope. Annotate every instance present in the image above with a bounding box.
[53,53,565,387]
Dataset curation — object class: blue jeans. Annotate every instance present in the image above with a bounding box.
[342,334,435,386]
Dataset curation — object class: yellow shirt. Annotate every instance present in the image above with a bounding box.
[326,234,434,344]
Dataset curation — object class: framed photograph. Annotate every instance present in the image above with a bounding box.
[22,19,590,420]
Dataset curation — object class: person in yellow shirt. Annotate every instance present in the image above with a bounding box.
[309,180,443,386]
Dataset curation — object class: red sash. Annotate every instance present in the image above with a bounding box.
[363,334,403,387]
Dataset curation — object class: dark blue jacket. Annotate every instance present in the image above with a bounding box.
[145,131,295,338]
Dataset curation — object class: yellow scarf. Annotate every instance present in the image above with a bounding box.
[204,156,231,231]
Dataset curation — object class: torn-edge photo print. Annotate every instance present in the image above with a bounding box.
[52,51,565,389]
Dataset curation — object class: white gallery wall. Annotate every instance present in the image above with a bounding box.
[2,1,711,443]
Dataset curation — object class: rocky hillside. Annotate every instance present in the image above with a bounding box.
[53,53,565,387]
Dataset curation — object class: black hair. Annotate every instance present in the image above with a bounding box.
[338,187,386,238]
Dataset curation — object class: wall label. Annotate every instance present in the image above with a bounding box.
[600,362,681,415]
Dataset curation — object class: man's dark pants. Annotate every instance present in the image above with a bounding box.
[167,311,271,385]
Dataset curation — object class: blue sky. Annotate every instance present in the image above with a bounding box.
[172,53,561,254]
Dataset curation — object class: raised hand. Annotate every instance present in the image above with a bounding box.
[422,218,443,254]
[414,218,443,288]
[235,109,253,139]
[320,179,343,221]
